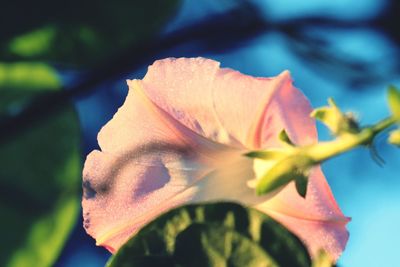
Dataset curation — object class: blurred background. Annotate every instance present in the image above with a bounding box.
[1,0,399,266]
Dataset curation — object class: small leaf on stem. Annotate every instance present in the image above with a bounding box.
[278,129,295,146]
[388,85,400,120]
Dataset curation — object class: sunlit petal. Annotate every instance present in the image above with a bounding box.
[83,57,349,260]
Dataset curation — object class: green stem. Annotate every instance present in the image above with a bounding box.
[371,116,397,133]
[305,116,397,163]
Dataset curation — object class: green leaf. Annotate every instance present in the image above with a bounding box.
[388,129,400,147]
[107,202,311,267]
[1,0,181,67]
[388,85,400,120]
[255,155,315,196]
[0,63,81,267]
[0,62,60,90]
[174,224,277,267]
[7,26,56,58]
[311,98,359,135]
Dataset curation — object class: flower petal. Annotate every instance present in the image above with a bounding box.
[256,167,349,260]
[245,72,349,260]
[251,71,317,148]
[83,57,349,261]
[142,57,293,148]
[83,150,206,253]
[83,78,236,252]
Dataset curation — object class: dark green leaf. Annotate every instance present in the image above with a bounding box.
[0,63,81,267]
[107,202,311,267]
[174,224,276,267]
[1,0,181,67]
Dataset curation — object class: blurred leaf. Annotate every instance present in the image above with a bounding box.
[8,26,56,58]
[0,63,81,267]
[388,129,400,147]
[0,0,181,67]
[388,85,400,120]
[107,202,311,267]
[0,62,59,90]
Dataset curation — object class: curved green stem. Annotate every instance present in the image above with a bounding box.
[304,116,397,163]
[371,116,397,133]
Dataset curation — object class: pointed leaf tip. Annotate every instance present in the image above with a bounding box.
[295,174,308,198]
[279,129,294,146]
[327,97,338,108]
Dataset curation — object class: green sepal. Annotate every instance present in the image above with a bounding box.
[294,174,308,198]
[255,155,315,196]
[278,129,295,146]
[388,85,400,120]
[311,98,359,135]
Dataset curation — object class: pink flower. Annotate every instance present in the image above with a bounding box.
[82,57,349,260]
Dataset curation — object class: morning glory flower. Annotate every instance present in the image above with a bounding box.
[82,57,349,260]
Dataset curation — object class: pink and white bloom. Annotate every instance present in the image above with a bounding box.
[82,57,349,260]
